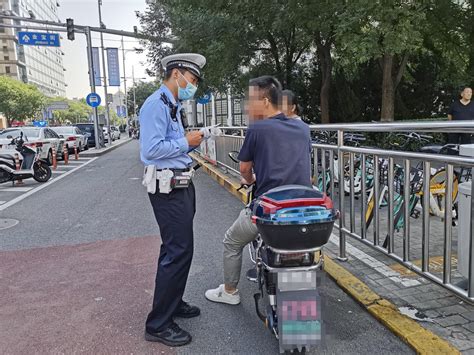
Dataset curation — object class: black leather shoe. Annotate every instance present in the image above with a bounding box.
[174,301,201,318]
[144,323,192,347]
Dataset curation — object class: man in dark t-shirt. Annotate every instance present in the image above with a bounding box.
[448,86,473,145]
[205,76,312,305]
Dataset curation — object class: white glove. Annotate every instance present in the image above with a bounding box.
[200,125,223,140]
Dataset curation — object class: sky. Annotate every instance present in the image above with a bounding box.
[58,0,152,99]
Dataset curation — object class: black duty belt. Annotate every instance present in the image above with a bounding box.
[157,168,191,173]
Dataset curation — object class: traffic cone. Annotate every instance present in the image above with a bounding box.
[74,141,78,160]
[52,146,57,170]
[63,144,69,165]
[14,153,23,186]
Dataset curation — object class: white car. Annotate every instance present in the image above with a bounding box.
[102,127,111,143]
[110,126,121,140]
[0,127,63,165]
[51,126,88,152]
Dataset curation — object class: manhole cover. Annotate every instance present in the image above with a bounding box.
[0,218,19,230]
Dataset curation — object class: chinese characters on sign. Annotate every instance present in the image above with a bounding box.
[18,32,60,47]
[92,47,102,87]
[106,48,121,87]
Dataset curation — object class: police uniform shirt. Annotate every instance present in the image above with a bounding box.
[139,85,192,169]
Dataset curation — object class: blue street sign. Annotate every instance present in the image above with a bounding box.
[116,105,127,117]
[197,92,212,105]
[106,48,121,86]
[18,31,60,47]
[92,47,102,87]
[86,93,102,108]
[33,120,48,127]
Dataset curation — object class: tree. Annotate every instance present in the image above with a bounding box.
[0,76,45,127]
[49,98,92,124]
[336,0,429,121]
[138,0,311,93]
[127,81,160,116]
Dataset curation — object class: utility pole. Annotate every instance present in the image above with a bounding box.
[121,36,128,126]
[85,27,101,150]
[98,0,111,146]
[132,65,137,120]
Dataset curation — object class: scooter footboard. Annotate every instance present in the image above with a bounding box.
[276,271,322,352]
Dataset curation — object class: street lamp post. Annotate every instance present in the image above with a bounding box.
[98,0,111,146]
[120,41,143,129]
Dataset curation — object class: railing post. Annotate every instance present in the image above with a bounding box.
[361,154,367,239]
[349,152,355,233]
[468,166,474,297]
[443,164,453,284]
[337,130,347,261]
[387,157,395,253]
[422,161,431,272]
[403,159,410,262]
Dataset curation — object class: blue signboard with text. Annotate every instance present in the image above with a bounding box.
[106,48,121,86]
[86,93,102,108]
[18,32,60,47]
[92,47,102,87]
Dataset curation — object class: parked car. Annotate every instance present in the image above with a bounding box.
[51,126,88,153]
[103,126,111,143]
[0,127,63,165]
[110,126,121,140]
[76,123,104,148]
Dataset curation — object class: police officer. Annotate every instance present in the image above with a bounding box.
[140,53,205,347]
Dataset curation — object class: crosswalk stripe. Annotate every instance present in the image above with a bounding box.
[0,187,33,192]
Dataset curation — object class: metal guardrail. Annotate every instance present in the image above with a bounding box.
[199,121,474,302]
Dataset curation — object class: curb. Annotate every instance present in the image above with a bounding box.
[80,138,133,157]
[191,153,460,355]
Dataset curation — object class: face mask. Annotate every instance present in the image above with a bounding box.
[177,72,197,100]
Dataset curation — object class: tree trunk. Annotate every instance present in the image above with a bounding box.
[318,42,332,123]
[380,54,395,122]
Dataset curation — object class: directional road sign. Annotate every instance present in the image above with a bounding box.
[86,93,102,108]
[18,32,60,47]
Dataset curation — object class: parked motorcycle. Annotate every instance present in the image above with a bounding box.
[0,132,52,184]
[229,152,338,353]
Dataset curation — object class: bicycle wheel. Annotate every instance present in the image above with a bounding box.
[425,169,459,216]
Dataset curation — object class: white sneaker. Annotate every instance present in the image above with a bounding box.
[205,284,241,305]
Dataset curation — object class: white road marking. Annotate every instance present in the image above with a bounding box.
[0,157,98,211]
[51,170,66,174]
[0,201,6,205]
[0,187,33,192]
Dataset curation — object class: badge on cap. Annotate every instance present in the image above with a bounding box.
[161,53,206,81]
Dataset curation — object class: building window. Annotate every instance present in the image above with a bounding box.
[4,56,9,60]
[5,66,10,73]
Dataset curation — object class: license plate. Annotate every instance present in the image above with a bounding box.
[278,271,316,292]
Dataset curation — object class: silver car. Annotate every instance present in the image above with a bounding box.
[51,126,88,152]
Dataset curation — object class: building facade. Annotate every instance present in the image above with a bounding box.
[0,0,66,97]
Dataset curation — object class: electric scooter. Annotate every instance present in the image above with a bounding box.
[0,132,52,184]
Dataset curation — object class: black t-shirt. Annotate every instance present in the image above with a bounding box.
[238,113,312,198]
[448,100,474,121]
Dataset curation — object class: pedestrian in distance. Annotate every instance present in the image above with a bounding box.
[140,53,206,347]
[281,89,302,120]
[447,86,474,147]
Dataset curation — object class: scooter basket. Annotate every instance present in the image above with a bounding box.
[252,185,337,250]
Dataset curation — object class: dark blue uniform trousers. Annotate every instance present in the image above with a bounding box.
[146,183,196,333]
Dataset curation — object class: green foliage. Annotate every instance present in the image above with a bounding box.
[0,76,45,126]
[127,80,160,115]
[139,0,473,123]
[49,98,92,124]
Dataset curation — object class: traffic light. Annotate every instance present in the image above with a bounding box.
[66,18,75,41]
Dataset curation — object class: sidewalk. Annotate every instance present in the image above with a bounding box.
[80,137,132,157]
[192,154,474,353]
